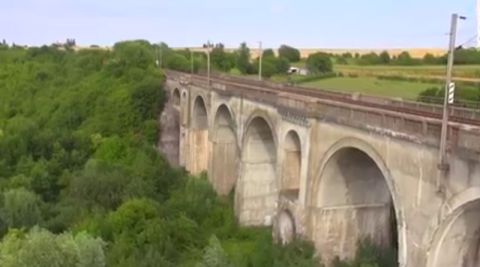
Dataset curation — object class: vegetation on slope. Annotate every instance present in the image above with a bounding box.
[0,41,323,266]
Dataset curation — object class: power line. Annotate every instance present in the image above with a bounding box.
[457,34,478,48]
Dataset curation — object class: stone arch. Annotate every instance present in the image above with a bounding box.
[172,88,180,106]
[427,189,480,267]
[307,137,404,265]
[236,114,278,226]
[189,95,209,174]
[192,95,208,129]
[281,129,302,200]
[211,104,239,195]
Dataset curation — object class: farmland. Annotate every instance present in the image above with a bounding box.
[299,76,442,100]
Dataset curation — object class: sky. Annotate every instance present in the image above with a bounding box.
[1,0,478,49]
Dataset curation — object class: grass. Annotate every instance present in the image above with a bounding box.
[291,61,480,79]
[300,76,443,100]
[334,64,480,79]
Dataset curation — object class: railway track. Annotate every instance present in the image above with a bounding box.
[183,72,480,127]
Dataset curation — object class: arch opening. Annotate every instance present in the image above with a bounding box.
[211,105,238,195]
[189,96,209,174]
[192,96,208,130]
[172,88,180,106]
[310,147,398,263]
[281,130,301,201]
[428,199,480,267]
[237,116,277,225]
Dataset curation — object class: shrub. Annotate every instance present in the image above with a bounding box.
[0,227,105,267]
[306,52,333,74]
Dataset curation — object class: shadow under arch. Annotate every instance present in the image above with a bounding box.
[172,88,180,106]
[307,137,405,266]
[211,104,239,195]
[280,129,302,201]
[189,95,209,174]
[236,113,278,226]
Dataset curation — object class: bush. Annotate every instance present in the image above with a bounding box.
[0,227,105,267]
[306,52,333,74]
[1,188,43,229]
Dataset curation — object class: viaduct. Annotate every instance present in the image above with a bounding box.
[159,70,480,267]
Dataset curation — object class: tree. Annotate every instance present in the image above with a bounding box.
[262,49,275,58]
[113,40,154,70]
[278,45,301,62]
[394,51,418,65]
[379,51,391,64]
[423,53,438,65]
[235,42,252,74]
[0,227,105,267]
[166,53,190,72]
[196,235,234,267]
[454,48,480,65]
[210,44,235,72]
[1,188,42,229]
[359,52,381,65]
[306,52,333,74]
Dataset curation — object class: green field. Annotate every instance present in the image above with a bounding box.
[334,64,480,79]
[300,76,443,100]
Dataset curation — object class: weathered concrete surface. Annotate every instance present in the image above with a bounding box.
[211,104,238,195]
[157,95,180,166]
[163,72,480,267]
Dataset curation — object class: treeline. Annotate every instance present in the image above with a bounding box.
[335,48,480,66]
[0,41,325,266]
[161,43,304,78]
[162,42,335,77]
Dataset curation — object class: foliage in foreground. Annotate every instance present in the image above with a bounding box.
[0,42,322,266]
[0,227,105,267]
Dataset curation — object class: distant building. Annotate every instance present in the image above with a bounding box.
[287,67,309,76]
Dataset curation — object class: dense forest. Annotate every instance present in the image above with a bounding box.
[0,41,323,267]
[0,41,395,267]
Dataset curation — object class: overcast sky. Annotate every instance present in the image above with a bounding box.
[1,0,478,48]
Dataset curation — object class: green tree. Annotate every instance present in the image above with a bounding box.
[306,52,333,74]
[262,49,275,58]
[423,53,440,64]
[379,51,391,64]
[394,51,418,65]
[359,52,381,65]
[113,40,154,70]
[166,53,190,72]
[196,235,234,267]
[1,188,42,229]
[278,45,301,62]
[211,43,235,72]
[235,42,252,74]
[0,227,105,267]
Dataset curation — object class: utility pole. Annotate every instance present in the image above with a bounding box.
[258,41,263,80]
[438,13,466,175]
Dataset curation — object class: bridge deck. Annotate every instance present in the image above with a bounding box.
[167,70,480,153]
[167,70,480,127]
